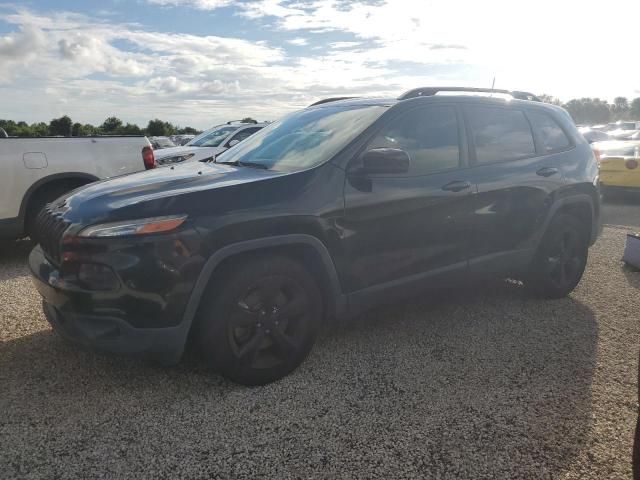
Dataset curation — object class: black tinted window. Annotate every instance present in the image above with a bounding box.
[230,127,261,144]
[368,106,459,175]
[527,111,571,153]
[466,106,535,164]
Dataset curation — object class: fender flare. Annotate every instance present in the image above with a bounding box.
[18,172,99,222]
[179,233,347,336]
[535,193,598,250]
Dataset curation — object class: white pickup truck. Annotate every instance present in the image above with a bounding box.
[0,136,154,240]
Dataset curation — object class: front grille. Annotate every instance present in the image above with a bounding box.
[34,206,70,265]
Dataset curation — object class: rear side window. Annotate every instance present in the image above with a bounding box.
[367,106,460,175]
[527,111,571,153]
[466,106,535,164]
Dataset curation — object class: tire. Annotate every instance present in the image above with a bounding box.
[195,255,322,386]
[527,213,589,298]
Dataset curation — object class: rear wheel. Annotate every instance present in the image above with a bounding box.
[527,214,589,298]
[196,255,322,386]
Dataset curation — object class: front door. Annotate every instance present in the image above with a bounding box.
[341,104,476,296]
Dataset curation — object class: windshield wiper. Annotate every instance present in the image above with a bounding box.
[237,161,269,170]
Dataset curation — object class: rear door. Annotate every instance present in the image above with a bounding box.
[462,105,569,275]
[341,104,476,294]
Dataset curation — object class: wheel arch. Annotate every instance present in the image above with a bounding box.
[181,234,347,338]
[538,194,599,249]
[19,172,99,224]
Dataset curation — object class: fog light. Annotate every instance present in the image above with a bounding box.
[77,263,119,291]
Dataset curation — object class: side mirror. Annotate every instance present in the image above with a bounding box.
[361,148,410,175]
[228,139,240,147]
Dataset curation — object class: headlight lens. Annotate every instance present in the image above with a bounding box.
[78,215,187,238]
[156,153,195,165]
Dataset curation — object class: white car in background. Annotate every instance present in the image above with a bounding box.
[155,121,267,165]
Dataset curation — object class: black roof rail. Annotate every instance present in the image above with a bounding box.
[398,87,541,102]
[308,97,357,107]
[226,119,258,124]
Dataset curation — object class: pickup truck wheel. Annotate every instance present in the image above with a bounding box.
[527,214,588,298]
[196,256,322,386]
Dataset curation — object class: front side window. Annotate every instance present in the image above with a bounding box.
[366,106,460,175]
[217,105,387,172]
[466,106,535,164]
[228,127,262,145]
[528,111,571,153]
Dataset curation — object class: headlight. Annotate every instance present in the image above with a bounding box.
[156,153,195,165]
[78,215,187,238]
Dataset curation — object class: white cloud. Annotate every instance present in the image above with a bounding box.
[1,1,640,130]
[145,0,231,9]
[287,37,308,46]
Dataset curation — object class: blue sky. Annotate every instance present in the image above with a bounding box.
[1,0,639,129]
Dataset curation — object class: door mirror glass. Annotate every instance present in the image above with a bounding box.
[228,139,240,147]
[361,148,410,175]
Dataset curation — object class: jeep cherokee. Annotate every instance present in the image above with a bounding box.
[29,87,601,385]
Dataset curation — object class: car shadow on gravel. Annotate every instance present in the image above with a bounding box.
[623,264,640,289]
[0,280,598,478]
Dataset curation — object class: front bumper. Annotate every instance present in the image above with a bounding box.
[29,246,190,365]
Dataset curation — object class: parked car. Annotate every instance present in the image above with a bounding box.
[579,127,612,144]
[154,121,267,165]
[0,135,154,240]
[593,140,640,195]
[607,121,640,140]
[150,136,176,150]
[29,87,601,385]
[170,134,196,146]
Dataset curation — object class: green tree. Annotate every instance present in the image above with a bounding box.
[178,126,200,135]
[49,115,73,136]
[630,98,640,119]
[117,123,143,135]
[30,122,49,137]
[101,116,123,133]
[145,119,177,136]
[563,98,611,125]
[240,117,257,123]
[71,122,83,136]
[539,94,562,106]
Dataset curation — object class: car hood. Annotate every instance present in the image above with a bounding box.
[154,145,225,159]
[60,161,285,224]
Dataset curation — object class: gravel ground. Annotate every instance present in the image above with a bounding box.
[1,228,638,479]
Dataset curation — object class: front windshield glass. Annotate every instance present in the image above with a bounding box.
[188,126,237,147]
[216,105,387,171]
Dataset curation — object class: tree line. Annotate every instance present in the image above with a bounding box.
[0,116,202,137]
[1,96,639,137]
[540,95,640,125]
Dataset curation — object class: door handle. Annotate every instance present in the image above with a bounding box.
[536,167,559,177]
[441,180,472,192]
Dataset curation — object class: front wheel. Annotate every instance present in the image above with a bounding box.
[527,214,589,298]
[196,255,322,386]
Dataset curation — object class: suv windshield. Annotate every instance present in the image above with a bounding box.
[216,105,387,171]
[188,126,237,147]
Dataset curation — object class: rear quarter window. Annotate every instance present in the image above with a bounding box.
[465,106,535,164]
[527,110,571,153]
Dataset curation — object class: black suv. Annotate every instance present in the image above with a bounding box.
[29,87,601,385]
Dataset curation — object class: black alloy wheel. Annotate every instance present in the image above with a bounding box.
[197,255,321,386]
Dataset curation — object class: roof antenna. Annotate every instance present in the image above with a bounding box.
[490,76,496,97]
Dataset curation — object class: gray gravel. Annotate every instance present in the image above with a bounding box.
[1,229,638,479]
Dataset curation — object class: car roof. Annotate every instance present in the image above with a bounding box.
[309,94,559,111]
